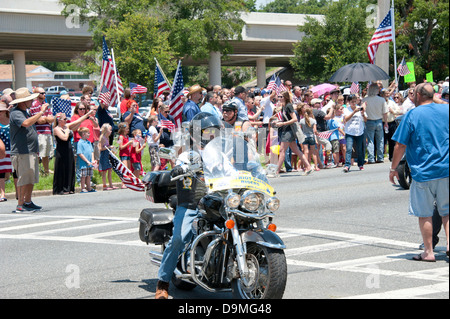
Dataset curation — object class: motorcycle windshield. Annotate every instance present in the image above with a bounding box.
[201,135,274,196]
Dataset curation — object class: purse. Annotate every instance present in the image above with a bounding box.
[282,109,305,144]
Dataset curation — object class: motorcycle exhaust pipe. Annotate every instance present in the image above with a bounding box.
[150,251,163,266]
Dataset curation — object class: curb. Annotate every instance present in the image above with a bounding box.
[3,182,124,200]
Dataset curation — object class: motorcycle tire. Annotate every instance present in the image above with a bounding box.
[397,162,411,190]
[231,243,287,299]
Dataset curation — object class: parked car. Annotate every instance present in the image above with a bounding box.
[45,86,67,94]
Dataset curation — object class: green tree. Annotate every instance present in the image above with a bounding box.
[105,13,176,87]
[261,0,330,14]
[394,0,449,82]
[290,0,374,83]
[59,0,249,88]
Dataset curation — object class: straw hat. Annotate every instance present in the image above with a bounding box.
[9,87,39,105]
[188,84,204,97]
[2,88,14,96]
[0,101,9,111]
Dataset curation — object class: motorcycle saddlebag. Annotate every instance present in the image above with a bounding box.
[139,208,173,245]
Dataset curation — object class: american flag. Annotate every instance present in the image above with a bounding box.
[397,57,411,76]
[107,149,145,192]
[51,97,72,119]
[367,8,394,64]
[276,111,283,121]
[154,64,171,99]
[350,82,360,94]
[98,85,111,106]
[275,76,288,94]
[160,119,175,132]
[317,129,337,140]
[0,125,12,173]
[130,82,148,95]
[266,74,277,92]
[168,60,184,128]
[101,37,124,107]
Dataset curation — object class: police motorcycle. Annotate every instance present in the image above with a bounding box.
[139,113,287,299]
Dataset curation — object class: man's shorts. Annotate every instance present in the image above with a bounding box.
[38,134,54,158]
[11,153,39,187]
[409,177,449,218]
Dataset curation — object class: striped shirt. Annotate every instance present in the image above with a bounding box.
[30,99,52,134]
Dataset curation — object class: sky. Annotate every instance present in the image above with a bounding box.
[255,0,273,9]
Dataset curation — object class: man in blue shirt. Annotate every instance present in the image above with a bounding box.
[390,82,449,262]
[200,91,222,120]
[183,84,203,123]
[232,86,249,121]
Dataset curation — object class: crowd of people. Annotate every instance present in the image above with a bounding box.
[0,76,449,212]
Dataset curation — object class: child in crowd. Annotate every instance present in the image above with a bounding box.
[326,105,346,168]
[117,122,133,189]
[98,123,117,191]
[130,129,147,178]
[77,127,96,193]
[299,108,319,170]
[147,116,163,171]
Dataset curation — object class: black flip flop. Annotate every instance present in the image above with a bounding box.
[412,254,436,262]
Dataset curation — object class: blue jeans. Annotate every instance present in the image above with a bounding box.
[284,147,292,172]
[345,133,365,168]
[157,206,198,282]
[366,119,384,162]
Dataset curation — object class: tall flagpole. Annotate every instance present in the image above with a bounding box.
[111,48,121,114]
[391,0,398,91]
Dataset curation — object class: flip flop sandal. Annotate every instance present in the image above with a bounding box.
[412,254,436,262]
[0,197,7,202]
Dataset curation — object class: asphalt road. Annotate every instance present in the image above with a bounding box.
[0,161,448,300]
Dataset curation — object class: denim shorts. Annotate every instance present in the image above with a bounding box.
[302,136,316,146]
[409,177,449,218]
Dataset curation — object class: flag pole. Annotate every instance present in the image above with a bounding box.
[154,58,172,89]
[111,48,121,114]
[391,0,399,91]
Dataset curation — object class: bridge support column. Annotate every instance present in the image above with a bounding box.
[13,50,27,89]
[209,51,221,87]
[256,58,266,89]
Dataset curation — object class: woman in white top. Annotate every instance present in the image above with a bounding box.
[343,95,367,172]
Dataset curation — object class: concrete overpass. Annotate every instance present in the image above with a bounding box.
[0,0,324,89]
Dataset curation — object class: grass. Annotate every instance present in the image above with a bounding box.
[3,139,163,194]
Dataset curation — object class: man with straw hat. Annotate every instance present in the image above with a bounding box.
[9,87,48,212]
[182,84,203,123]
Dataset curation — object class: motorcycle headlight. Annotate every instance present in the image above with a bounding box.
[226,193,241,209]
[241,191,264,212]
[266,197,280,212]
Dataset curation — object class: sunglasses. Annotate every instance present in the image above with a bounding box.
[222,109,234,113]
[78,108,86,110]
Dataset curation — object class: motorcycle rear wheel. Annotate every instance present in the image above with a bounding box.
[231,243,287,299]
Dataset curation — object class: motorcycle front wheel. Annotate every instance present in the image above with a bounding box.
[397,161,411,189]
[231,243,287,299]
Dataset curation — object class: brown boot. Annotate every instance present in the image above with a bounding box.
[155,280,169,299]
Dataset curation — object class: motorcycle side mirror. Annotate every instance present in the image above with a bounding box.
[159,147,177,161]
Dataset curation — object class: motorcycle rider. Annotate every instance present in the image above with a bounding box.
[155,112,223,299]
[221,100,252,133]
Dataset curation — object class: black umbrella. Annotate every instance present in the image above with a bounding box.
[329,63,390,82]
